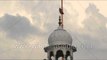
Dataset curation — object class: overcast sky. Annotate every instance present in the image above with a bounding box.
[0,0,107,59]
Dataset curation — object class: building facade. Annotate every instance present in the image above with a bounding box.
[44,26,77,60]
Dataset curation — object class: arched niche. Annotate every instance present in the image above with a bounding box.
[50,51,54,60]
[66,51,70,60]
[56,50,64,60]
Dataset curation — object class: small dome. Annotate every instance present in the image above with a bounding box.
[48,26,72,45]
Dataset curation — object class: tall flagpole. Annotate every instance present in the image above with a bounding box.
[61,0,64,28]
[59,0,64,28]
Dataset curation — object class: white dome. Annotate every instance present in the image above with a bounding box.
[48,26,72,45]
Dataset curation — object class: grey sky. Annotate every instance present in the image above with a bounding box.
[0,0,107,59]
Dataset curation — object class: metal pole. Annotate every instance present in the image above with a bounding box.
[61,0,64,28]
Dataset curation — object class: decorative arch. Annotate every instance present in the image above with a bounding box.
[66,51,70,60]
[56,50,64,60]
[50,51,54,60]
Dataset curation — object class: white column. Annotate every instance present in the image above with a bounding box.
[70,50,73,60]
[47,52,50,60]
[63,50,66,60]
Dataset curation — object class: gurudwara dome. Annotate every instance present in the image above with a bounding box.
[44,0,77,60]
[48,26,72,45]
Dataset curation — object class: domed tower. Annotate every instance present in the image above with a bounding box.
[44,0,77,60]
